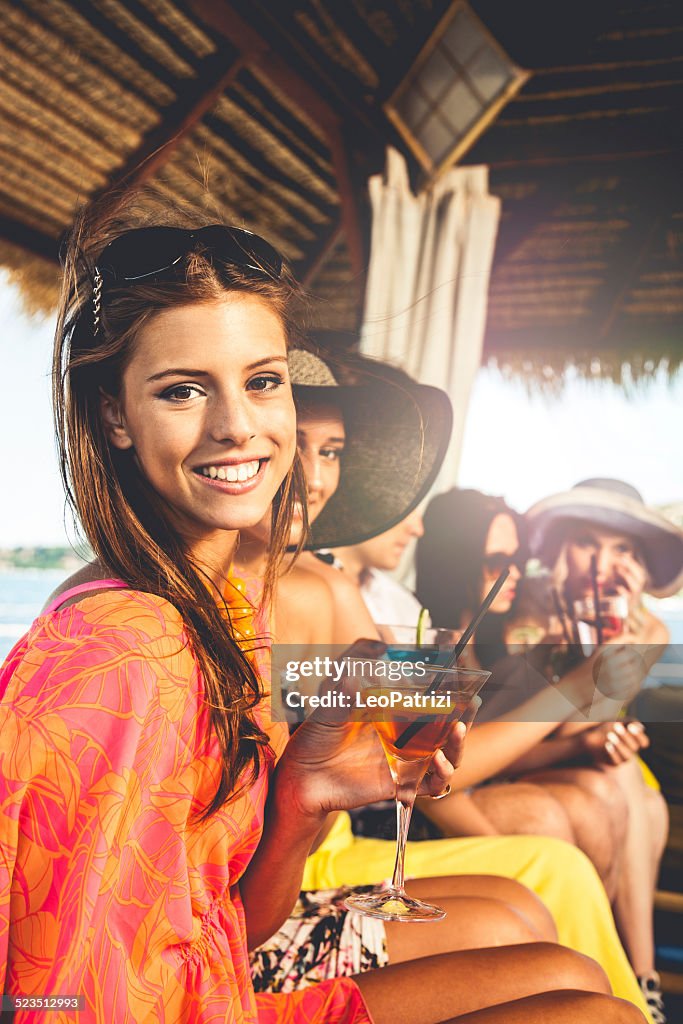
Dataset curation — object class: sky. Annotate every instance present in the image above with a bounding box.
[1,269,682,547]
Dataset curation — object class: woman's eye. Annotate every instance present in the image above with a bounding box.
[575,535,596,549]
[160,384,204,402]
[320,447,344,461]
[248,374,285,392]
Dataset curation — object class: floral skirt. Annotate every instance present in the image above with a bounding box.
[251,887,389,993]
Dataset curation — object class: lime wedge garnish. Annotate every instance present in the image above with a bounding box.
[416,607,429,647]
[381,898,410,915]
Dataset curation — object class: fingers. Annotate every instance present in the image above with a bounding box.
[615,555,647,597]
[418,748,455,797]
[441,719,469,769]
[625,719,650,748]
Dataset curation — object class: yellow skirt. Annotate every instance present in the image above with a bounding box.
[304,813,651,1020]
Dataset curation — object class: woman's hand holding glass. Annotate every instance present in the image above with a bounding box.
[274,640,470,825]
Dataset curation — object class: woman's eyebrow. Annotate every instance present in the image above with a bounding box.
[296,430,345,443]
[246,355,289,370]
[146,356,288,383]
[146,368,210,382]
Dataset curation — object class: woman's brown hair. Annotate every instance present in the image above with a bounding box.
[53,193,308,817]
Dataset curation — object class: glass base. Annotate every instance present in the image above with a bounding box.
[343,889,446,922]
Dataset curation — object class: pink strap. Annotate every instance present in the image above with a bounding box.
[42,579,128,616]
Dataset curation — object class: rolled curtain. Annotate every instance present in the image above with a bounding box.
[360,147,501,494]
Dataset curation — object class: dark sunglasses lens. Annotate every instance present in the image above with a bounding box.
[98,227,190,281]
[197,226,282,278]
[485,552,526,575]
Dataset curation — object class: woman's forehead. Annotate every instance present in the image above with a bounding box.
[296,400,345,434]
[486,512,518,551]
[567,522,636,546]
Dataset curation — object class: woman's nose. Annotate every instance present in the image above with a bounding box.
[209,396,256,446]
[300,452,322,495]
[596,549,614,580]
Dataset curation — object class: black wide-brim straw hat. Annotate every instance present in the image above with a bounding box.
[527,478,683,598]
[288,349,453,549]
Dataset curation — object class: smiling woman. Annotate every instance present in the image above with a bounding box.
[100,297,296,548]
[0,196,646,1024]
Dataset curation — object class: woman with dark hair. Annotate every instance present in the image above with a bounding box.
[415,484,673,1023]
[0,198,641,1024]
[416,488,526,667]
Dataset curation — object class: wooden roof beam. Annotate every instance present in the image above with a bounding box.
[187,0,366,281]
[94,48,249,199]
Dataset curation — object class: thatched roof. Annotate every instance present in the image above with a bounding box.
[0,0,681,381]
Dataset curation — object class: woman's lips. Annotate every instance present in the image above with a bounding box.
[193,458,268,495]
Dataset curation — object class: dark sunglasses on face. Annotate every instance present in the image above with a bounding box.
[92,225,283,335]
[483,550,527,575]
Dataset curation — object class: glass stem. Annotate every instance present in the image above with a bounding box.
[391,792,414,892]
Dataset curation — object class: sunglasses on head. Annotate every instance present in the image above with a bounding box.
[92,225,283,335]
[483,551,527,575]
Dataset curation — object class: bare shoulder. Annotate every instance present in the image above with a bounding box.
[41,560,112,612]
[278,562,334,608]
[295,554,379,644]
[299,554,356,599]
[643,607,669,645]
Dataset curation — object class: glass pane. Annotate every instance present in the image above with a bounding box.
[467,45,512,102]
[416,112,457,165]
[416,45,454,103]
[395,86,430,131]
[442,7,483,67]
[438,79,482,136]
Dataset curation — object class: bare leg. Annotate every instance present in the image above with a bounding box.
[446,991,646,1023]
[405,873,557,941]
[515,768,628,899]
[355,943,611,1024]
[524,760,667,975]
[385,896,541,963]
[608,760,668,975]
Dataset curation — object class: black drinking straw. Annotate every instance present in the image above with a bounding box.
[393,568,510,750]
[590,554,604,645]
[552,587,574,646]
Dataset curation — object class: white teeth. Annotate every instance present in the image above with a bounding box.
[199,460,260,482]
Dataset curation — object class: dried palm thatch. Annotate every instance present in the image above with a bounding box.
[0,0,680,389]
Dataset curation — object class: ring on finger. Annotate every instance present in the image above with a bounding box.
[428,783,451,800]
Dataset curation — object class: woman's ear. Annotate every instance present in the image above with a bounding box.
[100,391,133,450]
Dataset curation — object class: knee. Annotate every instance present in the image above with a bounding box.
[483,900,545,945]
[645,787,669,836]
[536,944,611,995]
[513,786,577,843]
[485,877,557,941]
[580,768,629,815]
[558,992,647,1022]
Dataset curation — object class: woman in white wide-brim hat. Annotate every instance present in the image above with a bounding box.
[527,477,683,606]
[526,478,681,1023]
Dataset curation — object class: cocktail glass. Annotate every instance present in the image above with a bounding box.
[574,594,629,655]
[343,662,490,922]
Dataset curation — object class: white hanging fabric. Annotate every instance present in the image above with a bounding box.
[361,147,501,494]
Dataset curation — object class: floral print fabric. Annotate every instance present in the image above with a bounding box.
[251,888,388,993]
[0,586,372,1023]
